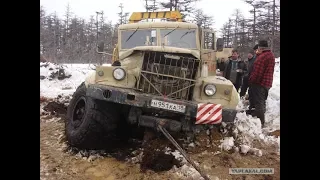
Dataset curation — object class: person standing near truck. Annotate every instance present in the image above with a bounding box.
[249,40,275,128]
[223,49,247,92]
[240,44,258,98]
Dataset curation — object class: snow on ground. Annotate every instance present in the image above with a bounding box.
[40,63,98,98]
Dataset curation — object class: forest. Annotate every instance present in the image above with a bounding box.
[40,0,280,63]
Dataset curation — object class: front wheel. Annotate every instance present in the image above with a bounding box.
[65,83,120,149]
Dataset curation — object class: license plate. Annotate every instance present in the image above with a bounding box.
[150,99,186,113]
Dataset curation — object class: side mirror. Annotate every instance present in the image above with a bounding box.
[216,38,224,52]
[98,42,105,52]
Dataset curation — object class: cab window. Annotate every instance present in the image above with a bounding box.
[121,29,157,49]
[203,32,214,50]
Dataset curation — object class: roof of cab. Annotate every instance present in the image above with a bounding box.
[118,21,198,30]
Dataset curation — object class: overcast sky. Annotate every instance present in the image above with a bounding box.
[40,0,252,36]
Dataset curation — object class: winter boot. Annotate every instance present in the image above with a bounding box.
[255,110,265,128]
[246,108,255,115]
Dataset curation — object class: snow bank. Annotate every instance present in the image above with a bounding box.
[40,63,97,98]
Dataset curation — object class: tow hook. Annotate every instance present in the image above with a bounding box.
[157,120,211,180]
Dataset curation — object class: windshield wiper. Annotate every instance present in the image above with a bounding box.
[163,26,179,38]
[125,27,139,42]
[180,30,195,39]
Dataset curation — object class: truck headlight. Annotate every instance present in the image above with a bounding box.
[204,84,216,96]
[112,67,126,80]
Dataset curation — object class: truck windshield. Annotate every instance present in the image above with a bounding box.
[160,29,197,49]
[121,29,157,49]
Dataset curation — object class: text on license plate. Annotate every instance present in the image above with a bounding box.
[150,99,186,113]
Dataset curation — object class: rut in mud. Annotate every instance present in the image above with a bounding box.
[140,137,182,172]
[43,102,67,115]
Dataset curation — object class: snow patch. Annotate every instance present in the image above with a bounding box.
[240,145,251,154]
[72,149,106,162]
[220,137,234,151]
[40,63,100,98]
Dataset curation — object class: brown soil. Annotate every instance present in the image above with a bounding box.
[268,130,280,138]
[40,100,280,180]
[140,138,181,172]
[40,96,52,103]
[141,149,181,172]
[187,127,222,154]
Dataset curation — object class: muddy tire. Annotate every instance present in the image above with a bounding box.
[66,83,119,149]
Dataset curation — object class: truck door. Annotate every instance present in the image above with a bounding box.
[200,29,216,76]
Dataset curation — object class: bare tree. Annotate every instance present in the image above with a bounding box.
[231,9,244,48]
[40,6,46,55]
[160,0,201,20]
[118,3,129,25]
[40,5,116,63]
[244,0,267,44]
[220,18,233,48]
[145,0,159,12]
[220,0,280,56]
[192,9,214,28]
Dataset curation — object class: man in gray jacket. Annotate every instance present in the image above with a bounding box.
[223,49,247,92]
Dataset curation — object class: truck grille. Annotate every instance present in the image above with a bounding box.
[137,51,200,101]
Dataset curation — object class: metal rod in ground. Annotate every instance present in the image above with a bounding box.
[157,125,211,180]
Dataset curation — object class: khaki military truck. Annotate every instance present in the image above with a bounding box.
[65,10,240,149]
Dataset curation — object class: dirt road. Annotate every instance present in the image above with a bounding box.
[40,101,280,180]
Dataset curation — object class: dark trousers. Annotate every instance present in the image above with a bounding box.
[240,75,249,97]
[233,82,240,92]
[248,86,254,110]
[250,84,269,126]
[241,75,255,109]
[233,75,243,92]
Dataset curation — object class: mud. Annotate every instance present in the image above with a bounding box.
[141,138,181,172]
[69,138,142,162]
[268,130,280,138]
[40,96,50,103]
[187,127,222,154]
[43,101,67,116]
[141,149,181,172]
[40,99,280,180]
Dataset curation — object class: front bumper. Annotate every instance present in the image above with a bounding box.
[86,84,237,123]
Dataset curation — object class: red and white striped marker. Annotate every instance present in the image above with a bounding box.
[195,103,222,124]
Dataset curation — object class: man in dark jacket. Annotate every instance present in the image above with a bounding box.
[240,44,258,99]
[249,40,275,128]
[223,49,247,92]
[218,58,226,71]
